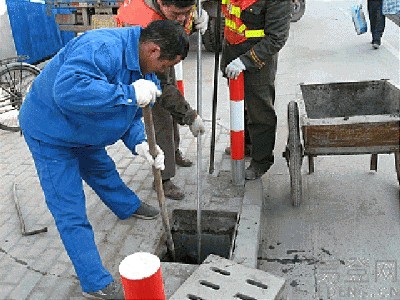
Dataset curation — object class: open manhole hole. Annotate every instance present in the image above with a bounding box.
[160,209,238,264]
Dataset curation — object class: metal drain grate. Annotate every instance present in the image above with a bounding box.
[170,255,286,300]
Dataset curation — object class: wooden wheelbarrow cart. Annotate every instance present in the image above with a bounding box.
[283,79,400,206]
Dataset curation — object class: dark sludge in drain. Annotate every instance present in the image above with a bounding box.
[160,209,238,264]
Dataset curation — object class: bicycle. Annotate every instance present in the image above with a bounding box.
[0,55,40,132]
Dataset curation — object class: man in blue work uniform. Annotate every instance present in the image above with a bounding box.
[19,20,189,299]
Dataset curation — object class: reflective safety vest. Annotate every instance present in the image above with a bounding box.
[222,0,265,44]
[116,0,193,34]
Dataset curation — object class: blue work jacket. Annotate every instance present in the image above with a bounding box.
[19,27,160,151]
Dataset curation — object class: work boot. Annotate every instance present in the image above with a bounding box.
[224,145,251,157]
[82,281,124,299]
[155,180,184,200]
[132,203,159,220]
[175,149,193,167]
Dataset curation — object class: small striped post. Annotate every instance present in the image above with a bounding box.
[174,61,185,95]
[119,252,166,300]
[229,72,245,186]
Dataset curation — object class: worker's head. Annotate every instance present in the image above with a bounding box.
[139,20,189,74]
[157,0,195,25]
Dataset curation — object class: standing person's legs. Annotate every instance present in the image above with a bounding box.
[375,0,385,42]
[152,103,184,200]
[368,0,386,46]
[22,134,113,292]
[152,103,176,180]
[244,53,278,180]
[76,147,141,219]
[368,0,377,40]
[173,120,180,153]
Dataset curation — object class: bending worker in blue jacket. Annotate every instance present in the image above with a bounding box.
[19,20,189,299]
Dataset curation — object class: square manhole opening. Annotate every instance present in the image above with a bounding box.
[160,209,238,264]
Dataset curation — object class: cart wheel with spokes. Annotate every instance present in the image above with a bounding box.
[287,101,303,206]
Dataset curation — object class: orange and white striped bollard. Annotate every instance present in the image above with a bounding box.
[119,252,166,300]
[229,72,245,186]
[174,61,185,96]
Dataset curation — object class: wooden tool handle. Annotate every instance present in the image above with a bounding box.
[142,106,176,260]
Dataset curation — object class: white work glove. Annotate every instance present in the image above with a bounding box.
[135,141,165,170]
[189,115,205,137]
[225,58,246,79]
[132,79,162,107]
[194,9,209,35]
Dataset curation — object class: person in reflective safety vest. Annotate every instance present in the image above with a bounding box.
[221,0,292,180]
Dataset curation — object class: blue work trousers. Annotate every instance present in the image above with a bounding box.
[23,133,141,292]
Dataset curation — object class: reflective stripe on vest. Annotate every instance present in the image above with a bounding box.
[245,29,264,38]
[222,0,265,44]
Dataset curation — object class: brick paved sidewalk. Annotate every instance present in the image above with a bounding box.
[0,121,244,299]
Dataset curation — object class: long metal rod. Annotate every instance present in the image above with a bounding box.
[196,0,203,264]
[142,107,176,261]
[209,0,222,174]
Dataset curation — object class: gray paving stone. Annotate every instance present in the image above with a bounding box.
[118,234,143,257]
[0,283,15,299]
[6,164,30,176]
[28,248,64,274]
[2,261,28,285]
[123,161,142,176]
[23,239,53,259]
[1,232,24,252]
[46,260,71,277]
[28,291,49,300]
[33,275,59,293]
[47,279,80,299]
[161,262,197,299]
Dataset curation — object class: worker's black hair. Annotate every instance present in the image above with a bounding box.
[160,0,195,8]
[140,20,189,60]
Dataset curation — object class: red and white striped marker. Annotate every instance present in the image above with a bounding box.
[119,252,166,300]
[229,72,245,185]
[174,61,185,96]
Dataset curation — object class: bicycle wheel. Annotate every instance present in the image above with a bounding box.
[0,63,40,132]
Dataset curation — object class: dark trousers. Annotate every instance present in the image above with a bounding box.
[243,53,278,171]
[368,0,386,44]
[152,102,179,180]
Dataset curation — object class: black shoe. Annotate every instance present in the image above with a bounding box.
[224,145,251,157]
[132,203,159,220]
[372,39,381,49]
[82,281,124,299]
[175,149,193,167]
